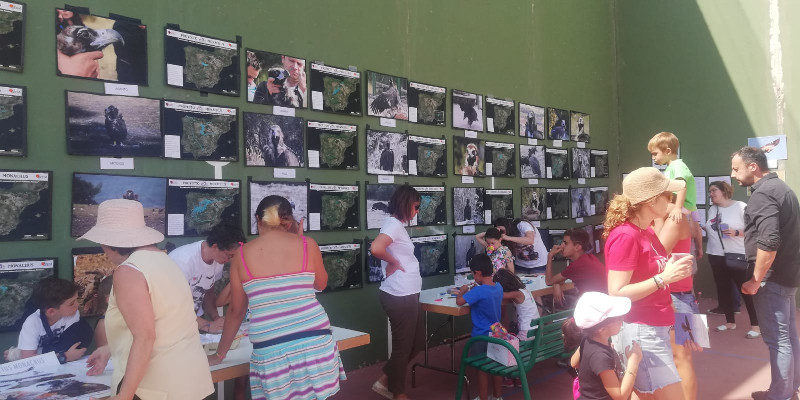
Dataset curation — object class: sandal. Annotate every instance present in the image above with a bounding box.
[745,330,761,339]
[715,324,736,332]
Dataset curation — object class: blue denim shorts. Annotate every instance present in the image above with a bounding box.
[612,322,681,393]
[671,292,699,314]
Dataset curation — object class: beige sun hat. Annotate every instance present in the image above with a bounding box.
[623,167,686,205]
[78,199,164,247]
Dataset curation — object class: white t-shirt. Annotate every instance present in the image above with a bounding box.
[169,240,224,316]
[705,201,747,256]
[17,310,81,352]
[514,221,548,269]
[379,217,422,296]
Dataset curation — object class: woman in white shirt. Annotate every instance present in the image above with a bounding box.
[705,181,760,338]
[370,185,422,400]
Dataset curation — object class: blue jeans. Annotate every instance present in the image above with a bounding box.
[754,281,800,400]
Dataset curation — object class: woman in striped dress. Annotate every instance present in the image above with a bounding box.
[209,195,345,399]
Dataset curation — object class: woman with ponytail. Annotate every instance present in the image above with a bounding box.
[604,168,693,400]
[209,195,346,400]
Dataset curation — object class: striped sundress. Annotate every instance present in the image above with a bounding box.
[241,237,346,400]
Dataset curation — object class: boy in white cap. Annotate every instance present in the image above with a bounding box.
[573,292,642,400]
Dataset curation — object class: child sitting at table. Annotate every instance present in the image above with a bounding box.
[456,254,505,400]
[3,277,93,364]
[476,227,515,273]
[493,268,541,388]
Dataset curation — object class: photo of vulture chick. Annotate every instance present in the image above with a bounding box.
[370,80,401,116]
[263,124,302,167]
[104,105,127,147]
[57,25,125,56]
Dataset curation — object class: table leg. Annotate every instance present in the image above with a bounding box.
[411,312,465,388]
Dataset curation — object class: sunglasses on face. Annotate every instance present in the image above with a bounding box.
[414,204,420,210]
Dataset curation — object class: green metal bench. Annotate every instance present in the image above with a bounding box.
[454,310,575,400]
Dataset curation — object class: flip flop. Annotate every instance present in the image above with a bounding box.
[746,330,761,339]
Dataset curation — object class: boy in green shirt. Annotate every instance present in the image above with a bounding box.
[648,131,697,220]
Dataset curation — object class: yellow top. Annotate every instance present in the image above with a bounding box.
[105,250,214,399]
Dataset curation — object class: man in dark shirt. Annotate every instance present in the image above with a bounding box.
[731,146,800,400]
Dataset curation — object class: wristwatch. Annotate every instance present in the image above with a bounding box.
[56,351,67,364]
[735,230,740,237]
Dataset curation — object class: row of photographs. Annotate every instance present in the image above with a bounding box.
[0,223,605,331]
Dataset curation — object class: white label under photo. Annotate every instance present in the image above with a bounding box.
[380,118,396,128]
[100,157,134,170]
[462,176,474,184]
[378,175,395,183]
[553,140,562,147]
[528,178,538,185]
[577,142,585,148]
[274,168,296,179]
[576,217,584,223]
[465,130,477,138]
[272,106,296,117]
[527,138,538,145]
[578,178,586,185]
[463,225,475,233]
[104,83,139,97]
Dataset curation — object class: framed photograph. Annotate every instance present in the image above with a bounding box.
[66,91,162,157]
[485,141,515,177]
[0,170,52,241]
[411,186,446,227]
[165,178,241,237]
[306,121,358,170]
[366,128,407,175]
[581,224,596,254]
[484,189,513,222]
[243,112,304,167]
[452,89,483,131]
[0,1,24,72]
[307,183,360,232]
[245,49,306,108]
[408,135,447,177]
[547,107,570,141]
[519,103,545,139]
[590,149,609,178]
[546,188,570,220]
[694,176,706,206]
[412,235,449,277]
[455,234,485,274]
[366,71,408,120]
[309,62,361,115]
[571,147,591,179]
[162,100,237,161]
[520,145,545,179]
[570,111,590,142]
[571,187,591,218]
[72,247,115,317]
[366,183,397,230]
[365,238,383,283]
[248,179,307,234]
[408,81,446,126]
[0,258,56,332]
[590,186,610,216]
[547,229,568,261]
[485,97,515,135]
[748,134,787,161]
[453,186,485,226]
[56,8,147,84]
[521,186,547,221]
[545,148,570,180]
[319,242,363,292]
[71,172,165,237]
[594,224,605,254]
[0,84,26,156]
[453,136,485,176]
[164,27,239,96]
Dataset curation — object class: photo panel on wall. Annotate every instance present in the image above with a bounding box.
[319,242,363,292]
[165,178,241,237]
[412,235,449,277]
[307,183,360,232]
[453,136,485,176]
[546,188,570,220]
[571,148,591,179]
[407,81,446,126]
[570,111,590,142]
[453,186,485,226]
[571,187,591,219]
[519,145,545,179]
[72,247,115,317]
[366,71,408,120]
[407,135,447,177]
[248,179,307,234]
[162,100,238,161]
[165,26,240,96]
[365,238,383,283]
[485,97,514,135]
[484,141,515,177]
[484,189,513,223]
[590,186,609,216]
[0,170,52,242]
[411,186,447,227]
[366,128,408,175]
[454,234,486,274]
[306,121,358,170]
[0,258,56,332]
[544,148,570,180]
[590,149,609,178]
[519,103,545,139]
[580,224,596,254]
[0,84,26,156]
[547,107,570,141]
[243,112,304,167]
[594,224,605,254]
[309,62,362,116]
[521,186,547,221]
[245,48,307,108]
[452,89,483,131]
[0,1,24,72]
[366,183,397,230]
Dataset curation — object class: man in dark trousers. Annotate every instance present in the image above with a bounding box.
[731,146,800,400]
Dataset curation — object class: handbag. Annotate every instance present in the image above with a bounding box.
[714,206,748,271]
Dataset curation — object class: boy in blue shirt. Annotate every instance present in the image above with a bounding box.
[457,254,505,400]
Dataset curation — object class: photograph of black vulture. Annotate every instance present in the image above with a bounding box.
[546,188,570,220]
[520,145,545,179]
[580,225,596,254]
[309,62,361,116]
[366,183,397,230]
[408,81,446,126]
[66,91,162,157]
[165,27,239,96]
[408,135,447,177]
[165,178,241,237]
[56,8,147,85]
[484,189,513,222]
[0,1,24,72]
[307,183,360,232]
[318,243,363,292]
[0,84,25,156]
[547,107,570,141]
[0,258,56,332]
[521,186,547,221]
[590,149,609,178]
[452,89,483,131]
[519,103,545,139]
[244,112,304,167]
[412,235,449,277]
[570,111,590,142]
[453,136,485,176]
[545,148,570,180]
[484,141,515,177]
[366,128,407,175]
[367,71,408,120]
[365,238,384,283]
[306,121,358,170]
[248,179,307,234]
[453,186,484,226]
[591,186,610,216]
[455,234,486,274]
[0,170,52,241]
[410,186,446,227]
[162,100,238,161]
[571,148,591,179]
[571,187,591,219]
[246,49,306,108]
[594,224,605,254]
[485,97,514,135]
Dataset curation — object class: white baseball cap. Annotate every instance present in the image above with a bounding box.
[574,292,632,329]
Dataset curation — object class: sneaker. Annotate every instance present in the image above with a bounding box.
[707,307,725,315]
[371,381,393,400]
[745,330,761,339]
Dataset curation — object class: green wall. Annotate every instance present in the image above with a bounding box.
[0,0,620,369]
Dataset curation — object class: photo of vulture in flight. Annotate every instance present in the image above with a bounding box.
[367,72,408,120]
[452,90,484,131]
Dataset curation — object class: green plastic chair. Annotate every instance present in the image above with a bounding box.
[454,310,574,400]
